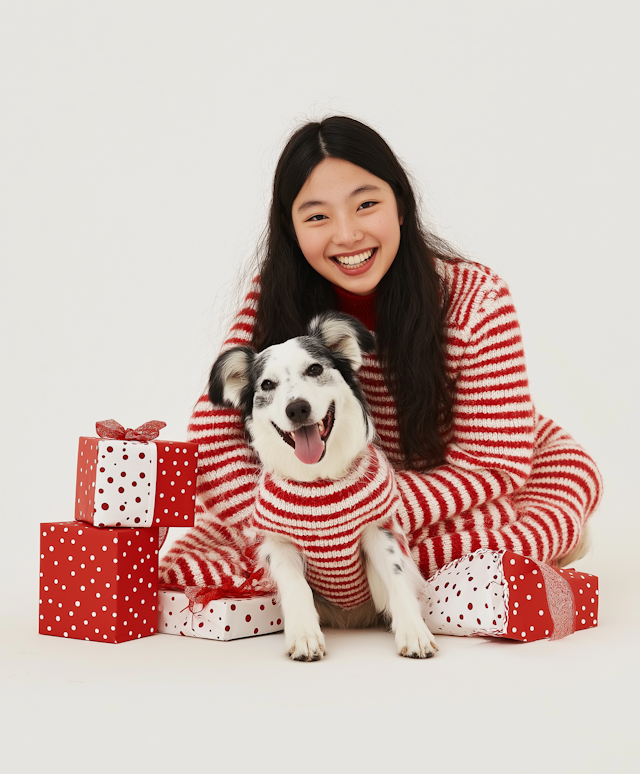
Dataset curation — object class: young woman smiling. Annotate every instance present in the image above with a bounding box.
[159,116,602,594]
[291,156,402,294]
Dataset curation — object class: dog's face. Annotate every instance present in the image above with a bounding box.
[209,313,375,481]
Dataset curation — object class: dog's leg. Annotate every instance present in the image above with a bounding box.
[257,534,326,662]
[361,524,438,658]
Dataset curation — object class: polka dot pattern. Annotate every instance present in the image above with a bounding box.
[75,436,198,529]
[157,590,284,641]
[75,438,99,523]
[92,439,156,527]
[425,551,509,637]
[501,552,554,642]
[424,549,599,643]
[153,441,198,527]
[39,521,159,643]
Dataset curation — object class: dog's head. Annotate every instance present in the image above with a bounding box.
[209,312,376,481]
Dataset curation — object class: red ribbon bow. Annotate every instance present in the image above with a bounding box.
[95,419,167,442]
[158,567,275,614]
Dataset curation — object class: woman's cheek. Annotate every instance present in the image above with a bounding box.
[302,232,326,264]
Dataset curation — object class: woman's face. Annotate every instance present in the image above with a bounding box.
[291,157,402,296]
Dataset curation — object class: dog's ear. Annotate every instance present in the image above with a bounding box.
[208,346,255,409]
[307,312,375,372]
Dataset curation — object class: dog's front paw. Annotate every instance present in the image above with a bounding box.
[395,622,438,659]
[287,630,327,662]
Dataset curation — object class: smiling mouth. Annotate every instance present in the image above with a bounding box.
[272,403,335,464]
[331,247,376,268]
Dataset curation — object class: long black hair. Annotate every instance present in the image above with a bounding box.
[253,116,458,471]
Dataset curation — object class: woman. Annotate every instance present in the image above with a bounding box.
[159,116,602,594]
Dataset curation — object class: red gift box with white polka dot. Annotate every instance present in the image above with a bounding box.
[424,549,598,642]
[75,437,197,529]
[39,521,159,643]
[158,590,284,641]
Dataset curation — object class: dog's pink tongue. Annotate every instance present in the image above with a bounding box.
[294,424,324,464]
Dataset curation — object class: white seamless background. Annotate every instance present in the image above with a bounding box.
[1,3,638,772]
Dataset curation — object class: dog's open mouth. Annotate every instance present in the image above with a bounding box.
[272,403,335,464]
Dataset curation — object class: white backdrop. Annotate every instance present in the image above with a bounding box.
[2,2,639,771]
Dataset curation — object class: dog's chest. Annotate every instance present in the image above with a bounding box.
[253,446,404,609]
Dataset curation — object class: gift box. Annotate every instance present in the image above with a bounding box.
[158,590,284,641]
[75,420,197,529]
[424,549,598,642]
[39,521,159,643]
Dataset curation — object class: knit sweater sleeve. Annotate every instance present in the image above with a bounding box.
[393,273,536,538]
[184,278,262,549]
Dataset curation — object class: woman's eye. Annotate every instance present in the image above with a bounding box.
[306,364,323,377]
[306,214,327,222]
[358,201,377,210]
[261,379,275,391]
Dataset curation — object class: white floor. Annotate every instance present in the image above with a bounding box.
[3,519,638,774]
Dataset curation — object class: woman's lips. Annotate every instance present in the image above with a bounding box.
[331,247,377,276]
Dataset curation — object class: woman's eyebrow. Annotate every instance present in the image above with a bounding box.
[350,184,381,198]
[296,184,382,213]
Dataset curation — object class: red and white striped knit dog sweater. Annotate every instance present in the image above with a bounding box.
[253,444,409,609]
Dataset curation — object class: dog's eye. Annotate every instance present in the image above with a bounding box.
[306,364,323,377]
[261,379,275,391]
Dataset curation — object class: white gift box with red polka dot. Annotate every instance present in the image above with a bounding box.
[75,437,197,529]
[39,521,159,644]
[158,590,284,641]
[424,549,598,642]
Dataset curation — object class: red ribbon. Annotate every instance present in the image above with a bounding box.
[96,419,167,442]
[158,526,169,551]
[159,567,275,613]
[539,562,577,640]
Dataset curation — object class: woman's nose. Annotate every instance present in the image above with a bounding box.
[333,216,361,246]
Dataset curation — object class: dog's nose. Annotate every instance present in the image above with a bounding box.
[286,399,311,425]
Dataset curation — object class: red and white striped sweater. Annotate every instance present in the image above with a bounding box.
[159,259,603,591]
[253,445,408,609]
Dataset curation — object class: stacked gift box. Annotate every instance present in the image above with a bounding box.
[39,420,198,644]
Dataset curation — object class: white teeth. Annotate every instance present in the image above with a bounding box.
[318,420,325,433]
[334,248,374,266]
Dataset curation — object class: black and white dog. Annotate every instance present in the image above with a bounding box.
[209,312,437,661]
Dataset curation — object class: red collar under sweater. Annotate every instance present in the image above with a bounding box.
[252,444,408,609]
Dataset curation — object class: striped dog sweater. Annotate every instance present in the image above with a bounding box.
[253,445,408,609]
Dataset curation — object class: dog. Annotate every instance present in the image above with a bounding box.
[208,311,438,661]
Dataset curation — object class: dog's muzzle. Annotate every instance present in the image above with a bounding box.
[273,402,335,464]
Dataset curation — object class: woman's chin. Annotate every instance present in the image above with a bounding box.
[330,272,380,296]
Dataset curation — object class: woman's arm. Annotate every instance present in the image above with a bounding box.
[159,280,262,587]
[392,274,536,537]
[187,278,262,545]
